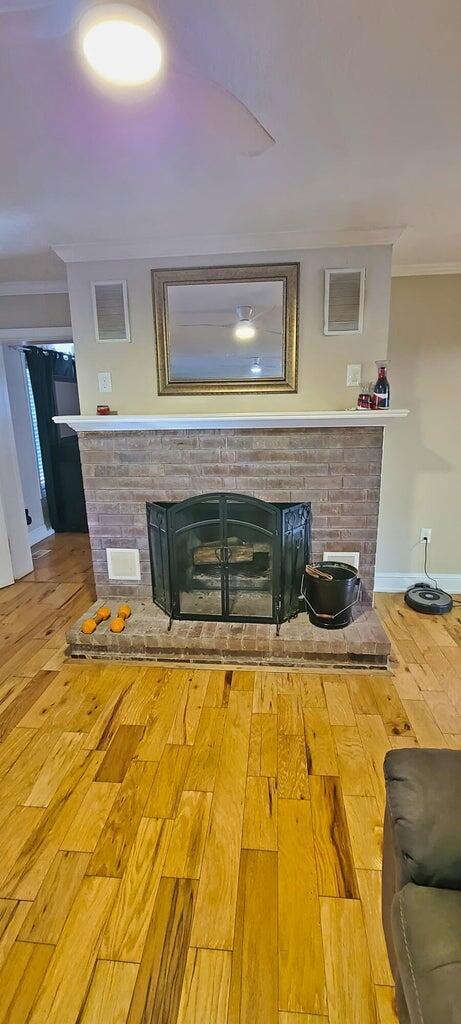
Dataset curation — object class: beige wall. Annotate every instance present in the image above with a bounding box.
[377,274,461,577]
[66,245,392,415]
[1,252,456,581]
[0,293,71,330]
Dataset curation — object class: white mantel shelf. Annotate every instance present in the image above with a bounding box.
[54,410,409,433]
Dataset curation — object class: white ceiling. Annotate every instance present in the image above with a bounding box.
[168,280,282,316]
[1,0,461,275]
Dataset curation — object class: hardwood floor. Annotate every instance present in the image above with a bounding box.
[0,533,460,1022]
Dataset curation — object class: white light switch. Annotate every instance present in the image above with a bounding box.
[98,371,112,393]
[346,363,362,387]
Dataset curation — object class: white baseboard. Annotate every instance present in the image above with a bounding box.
[29,525,54,546]
[375,572,461,593]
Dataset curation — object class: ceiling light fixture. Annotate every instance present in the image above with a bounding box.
[79,4,163,87]
[234,305,256,342]
[250,357,262,374]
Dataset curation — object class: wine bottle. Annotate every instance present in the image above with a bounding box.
[372,361,390,409]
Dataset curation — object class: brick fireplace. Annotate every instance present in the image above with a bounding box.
[80,421,383,598]
[79,424,384,603]
[60,413,402,668]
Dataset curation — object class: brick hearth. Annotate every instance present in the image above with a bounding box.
[67,599,390,669]
[79,425,383,604]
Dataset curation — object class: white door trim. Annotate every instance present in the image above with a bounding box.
[0,347,33,581]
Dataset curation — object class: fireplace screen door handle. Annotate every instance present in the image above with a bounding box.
[215,546,231,567]
[215,545,231,566]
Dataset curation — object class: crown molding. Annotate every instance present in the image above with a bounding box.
[0,280,68,296]
[52,226,405,263]
[0,326,72,343]
[392,261,461,277]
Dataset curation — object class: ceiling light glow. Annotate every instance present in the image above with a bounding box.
[234,320,256,341]
[234,304,256,342]
[80,5,163,86]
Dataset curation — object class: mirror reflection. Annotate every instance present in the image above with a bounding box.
[167,280,284,381]
[152,263,298,394]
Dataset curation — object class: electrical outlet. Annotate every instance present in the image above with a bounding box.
[420,527,432,544]
[98,371,112,393]
[346,363,362,387]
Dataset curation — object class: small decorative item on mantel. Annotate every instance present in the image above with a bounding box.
[372,360,390,409]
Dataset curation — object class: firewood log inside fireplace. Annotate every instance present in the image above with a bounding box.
[192,541,270,565]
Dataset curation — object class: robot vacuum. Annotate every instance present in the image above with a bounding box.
[404,583,453,615]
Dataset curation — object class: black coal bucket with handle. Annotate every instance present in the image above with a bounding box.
[301,562,361,629]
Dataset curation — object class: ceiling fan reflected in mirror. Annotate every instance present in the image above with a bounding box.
[234,306,255,341]
[175,304,281,340]
[0,0,275,156]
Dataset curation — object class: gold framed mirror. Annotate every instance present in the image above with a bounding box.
[152,262,299,394]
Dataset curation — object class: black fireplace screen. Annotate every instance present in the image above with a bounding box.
[147,493,310,629]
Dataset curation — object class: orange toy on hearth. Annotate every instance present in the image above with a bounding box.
[95,606,111,623]
[110,617,126,633]
[81,618,97,634]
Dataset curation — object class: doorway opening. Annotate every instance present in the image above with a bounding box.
[4,342,88,551]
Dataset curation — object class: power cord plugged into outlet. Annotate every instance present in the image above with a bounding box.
[421,536,438,589]
[405,536,460,613]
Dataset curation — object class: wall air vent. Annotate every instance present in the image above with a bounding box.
[324,268,366,335]
[106,547,140,581]
[92,281,131,342]
[323,550,360,570]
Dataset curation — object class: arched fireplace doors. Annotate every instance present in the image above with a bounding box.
[147,492,311,634]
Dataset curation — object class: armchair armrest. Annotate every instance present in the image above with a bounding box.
[384,748,461,889]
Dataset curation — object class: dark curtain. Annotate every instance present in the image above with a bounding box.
[25,348,88,533]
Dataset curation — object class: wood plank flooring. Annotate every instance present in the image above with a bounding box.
[0,533,460,1022]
